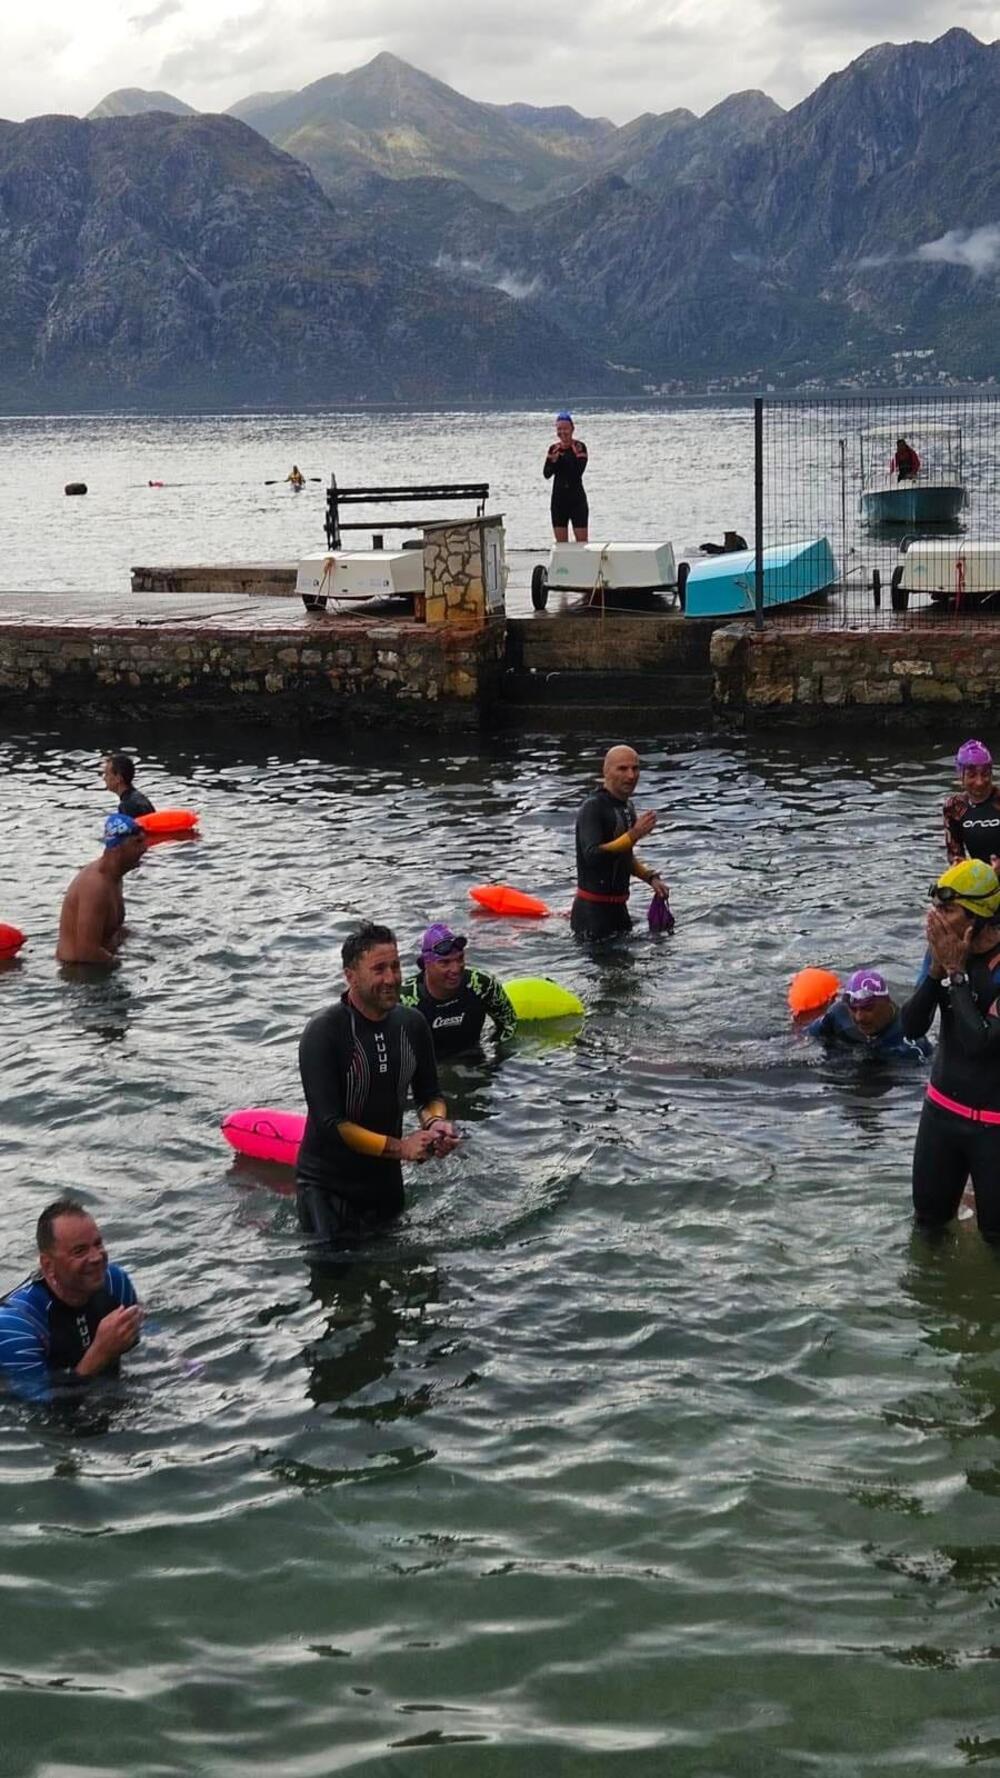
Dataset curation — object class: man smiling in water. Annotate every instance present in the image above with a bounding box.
[0,1200,142,1403]
[297,923,461,1241]
[401,923,517,1055]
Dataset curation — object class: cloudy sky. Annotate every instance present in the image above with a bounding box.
[2,0,998,124]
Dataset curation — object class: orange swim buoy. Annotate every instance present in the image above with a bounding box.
[469,883,551,918]
[788,967,840,1018]
[136,809,199,836]
[0,922,26,956]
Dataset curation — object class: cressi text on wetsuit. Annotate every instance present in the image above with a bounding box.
[571,785,640,938]
[297,993,443,1240]
[943,790,1000,864]
[543,441,588,530]
[901,947,1000,1235]
[400,967,517,1056]
[808,1000,931,1060]
[0,1265,137,1402]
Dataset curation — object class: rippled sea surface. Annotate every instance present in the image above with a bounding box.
[3,719,1000,1776]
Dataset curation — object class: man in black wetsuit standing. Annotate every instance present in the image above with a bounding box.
[297,923,460,1242]
[570,745,669,939]
[543,411,589,542]
[901,860,1000,1239]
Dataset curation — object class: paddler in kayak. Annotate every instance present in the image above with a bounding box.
[570,744,669,939]
[943,739,1000,866]
[286,465,305,490]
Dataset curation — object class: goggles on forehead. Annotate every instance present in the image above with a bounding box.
[930,882,999,906]
[425,936,467,959]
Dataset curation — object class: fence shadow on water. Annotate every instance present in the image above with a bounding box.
[755,394,1000,630]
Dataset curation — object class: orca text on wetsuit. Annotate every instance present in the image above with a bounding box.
[401,966,517,1055]
[297,993,446,1238]
[902,940,1000,1236]
[944,789,1000,864]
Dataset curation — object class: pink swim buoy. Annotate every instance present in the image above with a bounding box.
[222,1108,305,1166]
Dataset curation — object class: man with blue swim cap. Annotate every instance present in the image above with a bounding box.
[56,813,147,964]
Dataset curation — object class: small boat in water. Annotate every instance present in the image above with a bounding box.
[859,424,966,527]
[682,537,836,618]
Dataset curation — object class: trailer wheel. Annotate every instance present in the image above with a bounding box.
[890,566,908,613]
[871,569,881,610]
[531,565,549,611]
[302,594,328,612]
[676,560,689,612]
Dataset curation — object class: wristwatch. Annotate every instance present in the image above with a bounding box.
[942,972,968,988]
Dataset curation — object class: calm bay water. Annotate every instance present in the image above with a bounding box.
[0,405,756,611]
[2,713,1000,1776]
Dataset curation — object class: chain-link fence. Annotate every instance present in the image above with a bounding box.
[751,394,1000,629]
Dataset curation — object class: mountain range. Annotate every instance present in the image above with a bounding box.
[0,31,995,408]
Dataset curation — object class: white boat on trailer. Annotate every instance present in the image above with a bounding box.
[887,539,1000,613]
[530,542,678,610]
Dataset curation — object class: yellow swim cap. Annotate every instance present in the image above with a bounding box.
[933,859,1000,918]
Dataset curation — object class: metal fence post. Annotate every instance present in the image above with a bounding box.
[754,397,764,632]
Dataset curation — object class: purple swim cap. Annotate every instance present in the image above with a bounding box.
[843,969,889,1005]
[956,739,993,769]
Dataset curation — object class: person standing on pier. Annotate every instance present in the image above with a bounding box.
[570,745,669,940]
[544,412,589,542]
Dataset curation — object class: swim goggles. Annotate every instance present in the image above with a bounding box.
[929,882,1000,905]
[426,936,467,958]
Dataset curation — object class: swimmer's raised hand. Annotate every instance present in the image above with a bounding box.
[631,810,657,841]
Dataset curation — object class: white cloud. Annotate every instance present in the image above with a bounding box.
[0,0,996,126]
[916,222,1000,275]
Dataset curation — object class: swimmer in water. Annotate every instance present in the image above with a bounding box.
[296,922,461,1242]
[808,969,931,1059]
[102,751,154,818]
[0,1198,142,1402]
[400,923,517,1055]
[943,739,1000,867]
[570,744,668,939]
[56,814,147,965]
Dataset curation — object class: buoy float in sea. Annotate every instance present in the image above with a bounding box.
[469,883,550,918]
[222,1108,305,1166]
[504,977,584,1020]
[788,967,840,1019]
[0,923,26,957]
[136,809,199,836]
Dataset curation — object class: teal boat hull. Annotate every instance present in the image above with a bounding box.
[862,484,965,526]
[683,537,836,619]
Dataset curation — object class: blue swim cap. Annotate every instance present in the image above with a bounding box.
[103,812,143,849]
[556,410,573,423]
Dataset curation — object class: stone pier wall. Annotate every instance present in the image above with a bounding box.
[712,623,1000,723]
[0,617,506,730]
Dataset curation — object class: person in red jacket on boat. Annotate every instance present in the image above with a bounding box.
[891,437,921,482]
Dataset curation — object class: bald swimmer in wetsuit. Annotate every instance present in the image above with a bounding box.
[570,745,669,939]
[297,922,460,1242]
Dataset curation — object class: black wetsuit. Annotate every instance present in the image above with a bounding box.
[571,785,636,938]
[901,948,1000,1237]
[400,967,517,1055]
[119,787,155,817]
[297,993,442,1239]
[543,442,589,530]
[943,790,1000,865]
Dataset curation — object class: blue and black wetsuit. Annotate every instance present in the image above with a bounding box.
[400,967,517,1056]
[0,1264,137,1403]
[901,947,1000,1236]
[808,1001,931,1059]
[297,992,443,1240]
